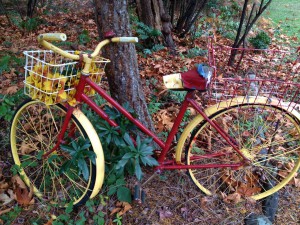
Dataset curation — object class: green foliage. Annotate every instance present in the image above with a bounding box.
[151,44,165,52]
[148,100,161,114]
[168,90,187,103]
[7,11,42,32]
[113,214,123,225]
[205,1,241,40]
[206,0,221,9]
[82,100,158,202]
[0,55,11,74]
[185,47,207,58]
[0,54,25,74]
[135,21,162,40]
[78,30,91,45]
[20,17,42,32]
[45,197,105,224]
[249,31,271,49]
[106,171,132,203]
[116,134,158,180]
[0,90,26,121]
[60,138,96,181]
[0,206,22,224]
[134,21,164,54]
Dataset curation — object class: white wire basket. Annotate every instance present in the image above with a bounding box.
[23,50,110,105]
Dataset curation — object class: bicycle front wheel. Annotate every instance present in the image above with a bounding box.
[183,97,300,200]
[10,99,105,206]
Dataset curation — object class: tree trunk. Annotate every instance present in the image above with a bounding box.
[27,0,38,18]
[136,0,176,50]
[173,0,208,37]
[93,0,155,132]
[228,0,273,65]
[136,0,164,31]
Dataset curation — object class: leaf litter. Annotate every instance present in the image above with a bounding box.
[0,0,300,224]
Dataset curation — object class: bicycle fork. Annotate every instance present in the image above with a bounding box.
[42,106,74,159]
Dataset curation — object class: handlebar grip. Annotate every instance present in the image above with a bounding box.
[38,33,67,42]
[111,37,138,43]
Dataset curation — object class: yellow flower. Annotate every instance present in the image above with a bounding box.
[56,90,68,103]
[68,98,77,106]
[43,80,53,92]
[45,95,54,105]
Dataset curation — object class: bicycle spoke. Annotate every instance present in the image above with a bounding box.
[186,103,300,199]
[11,100,96,206]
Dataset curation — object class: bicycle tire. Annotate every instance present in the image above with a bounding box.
[10,99,105,206]
[177,97,300,200]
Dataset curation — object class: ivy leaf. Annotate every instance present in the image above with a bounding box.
[65,201,74,214]
[108,186,117,196]
[117,186,132,203]
[107,174,116,185]
[116,178,126,186]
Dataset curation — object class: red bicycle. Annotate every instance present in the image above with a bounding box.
[10,33,300,206]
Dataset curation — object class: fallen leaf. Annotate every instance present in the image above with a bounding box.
[157,206,173,220]
[200,197,209,210]
[0,208,12,216]
[225,192,242,204]
[12,175,27,189]
[14,183,34,206]
[110,201,132,216]
[237,185,261,197]
[0,190,14,205]
[0,181,9,190]
[5,86,19,94]
[43,218,53,225]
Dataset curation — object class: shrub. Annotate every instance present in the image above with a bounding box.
[134,21,163,53]
[249,31,271,49]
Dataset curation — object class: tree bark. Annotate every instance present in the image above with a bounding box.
[173,0,208,37]
[27,0,38,18]
[93,0,155,132]
[136,0,176,49]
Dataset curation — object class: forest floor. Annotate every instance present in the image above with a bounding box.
[0,1,300,225]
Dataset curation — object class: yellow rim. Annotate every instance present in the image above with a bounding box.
[10,100,104,205]
[176,97,300,200]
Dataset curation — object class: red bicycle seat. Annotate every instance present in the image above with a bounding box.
[181,68,207,91]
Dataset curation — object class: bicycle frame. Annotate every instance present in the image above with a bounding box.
[44,73,249,171]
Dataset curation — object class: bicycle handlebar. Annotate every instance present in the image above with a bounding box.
[38,33,67,42]
[37,33,138,61]
[111,37,138,43]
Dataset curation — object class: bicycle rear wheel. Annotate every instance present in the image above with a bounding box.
[10,99,104,206]
[184,98,300,200]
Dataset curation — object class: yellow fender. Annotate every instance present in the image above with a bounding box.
[11,101,104,203]
[72,108,105,199]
